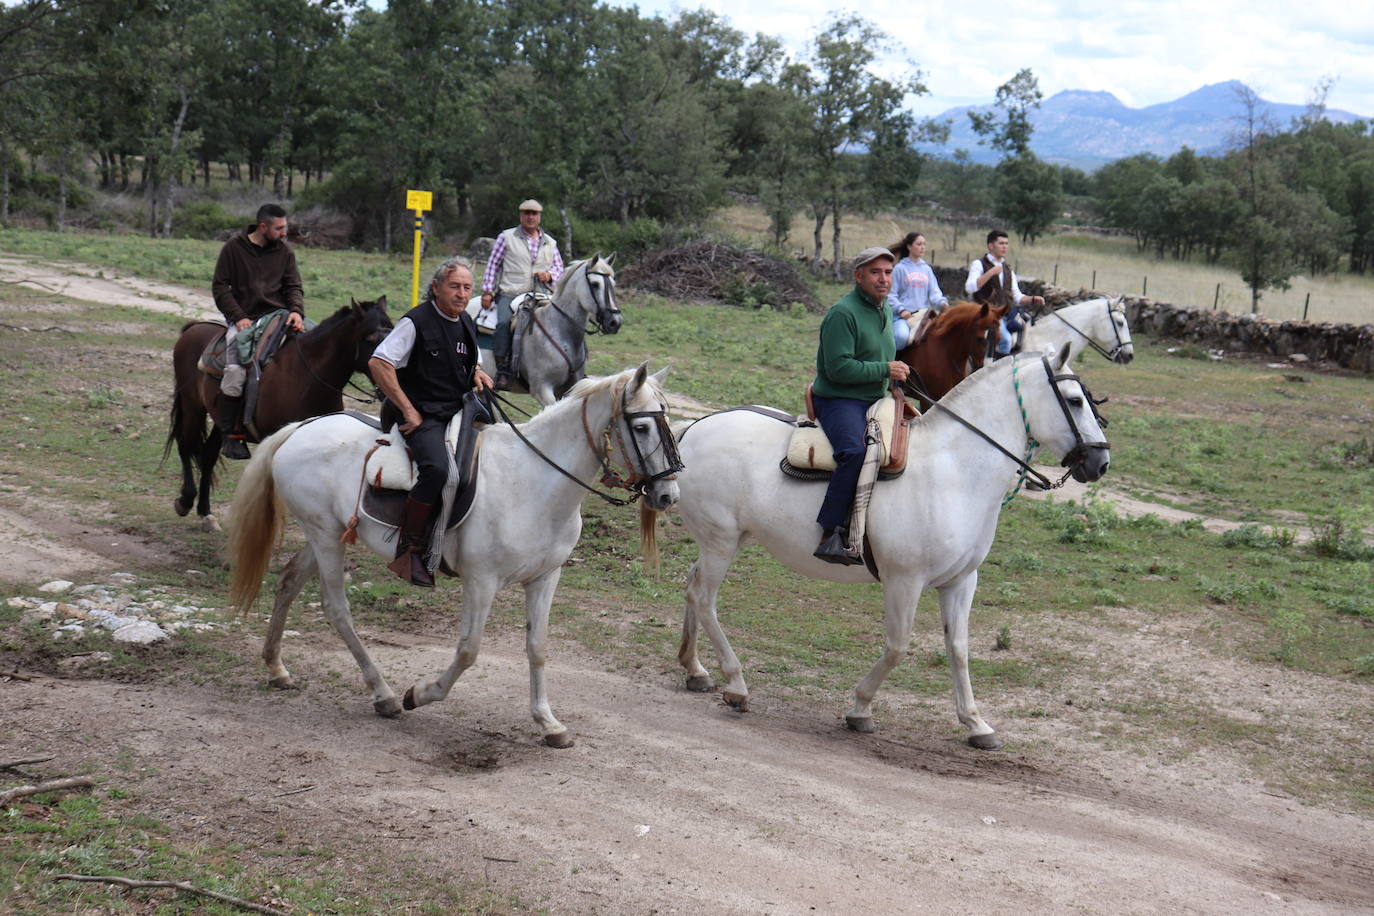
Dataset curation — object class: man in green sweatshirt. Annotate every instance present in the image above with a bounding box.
[812,247,911,564]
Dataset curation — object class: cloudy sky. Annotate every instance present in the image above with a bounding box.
[614,0,1374,118]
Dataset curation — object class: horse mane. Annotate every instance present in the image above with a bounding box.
[928,352,1025,414]
[302,299,386,340]
[553,258,589,297]
[562,366,662,405]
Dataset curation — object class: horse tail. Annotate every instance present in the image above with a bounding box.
[160,382,185,468]
[227,423,300,614]
[639,501,661,577]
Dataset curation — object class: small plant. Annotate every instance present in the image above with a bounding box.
[84,382,121,409]
[1354,654,1374,677]
[1221,524,1276,549]
[1092,588,1126,606]
[1269,608,1311,665]
[1320,593,1374,621]
[1340,437,1374,467]
[1308,511,1374,561]
[994,625,1012,651]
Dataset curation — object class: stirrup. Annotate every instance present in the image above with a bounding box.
[813,531,863,566]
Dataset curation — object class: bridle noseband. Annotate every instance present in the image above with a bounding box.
[583,378,683,496]
[1039,356,1111,469]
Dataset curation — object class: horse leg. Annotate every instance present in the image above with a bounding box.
[403,575,496,712]
[682,541,749,709]
[937,570,1001,749]
[261,546,318,689]
[196,427,221,530]
[845,575,923,734]
[313,540,403,717]
[523,568,572,747]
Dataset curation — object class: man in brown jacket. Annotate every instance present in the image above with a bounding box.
[211,203,305,458]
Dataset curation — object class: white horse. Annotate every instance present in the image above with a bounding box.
[1021,296,1134,365]
[643,346,1109,749]
[467,254,622,406]
[228,362,681,748]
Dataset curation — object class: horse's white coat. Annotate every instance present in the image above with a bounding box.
[1022,297,1134,365]
[229,364,678,745]
[468,255,621,405]
[667,351,1110,746]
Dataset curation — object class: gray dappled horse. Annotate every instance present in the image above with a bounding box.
[468,254,622,406]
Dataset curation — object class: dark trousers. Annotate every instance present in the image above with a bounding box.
[813,395,871,532]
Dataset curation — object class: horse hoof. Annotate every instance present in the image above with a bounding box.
[722,692,749,712]
[201,515,222,533]
[845,716,876,734]
[685,675,715,693]
[374,697,403,718]
[402,687,417,711]
[968,732,1003,750]
[174,498,191,517]
[544,731,575,749]
[268,676,296,690]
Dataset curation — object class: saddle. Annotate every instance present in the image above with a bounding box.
[348,393,488,551]
[196,310,306,437]
[780,384,916,481]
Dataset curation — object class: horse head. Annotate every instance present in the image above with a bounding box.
[346,295,395,375]
[1106,296,1134,364]
[616,361,680,511]
[583,253,623,335]
[1030,342,1111,483]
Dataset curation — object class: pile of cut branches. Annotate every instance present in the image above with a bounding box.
[620,239,820,312]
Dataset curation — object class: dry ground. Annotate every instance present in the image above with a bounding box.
[2,260,1373,914]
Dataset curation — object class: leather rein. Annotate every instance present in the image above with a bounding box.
[1038,300,1130,362]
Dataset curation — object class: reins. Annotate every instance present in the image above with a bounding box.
[293,324,384,404]
[1039,301,1128,362]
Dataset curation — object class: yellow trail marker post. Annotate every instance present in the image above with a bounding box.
[406,189,433,308]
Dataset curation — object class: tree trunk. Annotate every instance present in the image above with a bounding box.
[56,158,67,232]
[1,150,9,226]
[811,207,825,266]
[162,87,190,239]
[119,153,130,192]
[383,205,392,253]
[148,185,159,238]
[830,197,843,281]
[560,206,573,260]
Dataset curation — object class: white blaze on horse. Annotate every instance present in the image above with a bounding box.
[1022,296,1134,365]
[643,345,1109,749]
[228,362,681,747]
[467,254,622,406]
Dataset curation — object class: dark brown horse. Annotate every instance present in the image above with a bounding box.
[164,298,393,528]
[899,300,1009,409]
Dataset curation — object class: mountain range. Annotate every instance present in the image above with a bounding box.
[922,80,1369,171]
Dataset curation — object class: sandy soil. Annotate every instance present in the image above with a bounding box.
[2,258,1372,914]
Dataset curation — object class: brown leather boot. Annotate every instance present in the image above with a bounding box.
[386,497,436,588]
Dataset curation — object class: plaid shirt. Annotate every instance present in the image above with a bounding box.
[482,229,564,293]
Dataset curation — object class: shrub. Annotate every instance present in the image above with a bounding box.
[1308,512,1374,561]
[173,200,247,240]
[1220,524,1288,550]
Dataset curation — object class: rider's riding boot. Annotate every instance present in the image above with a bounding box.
[813,526,863,566]
[494,356,512,390]
[217,395,251,460]
[387,497,436,588]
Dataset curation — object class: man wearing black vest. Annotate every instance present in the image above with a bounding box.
[964,229,1044,357]
[369,257,494,587]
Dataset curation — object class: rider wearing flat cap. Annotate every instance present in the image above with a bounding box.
[811,247,910,564]
[480,199,564,389]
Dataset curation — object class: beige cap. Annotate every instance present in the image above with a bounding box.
[518,199,543,213]
[852,246,896,270]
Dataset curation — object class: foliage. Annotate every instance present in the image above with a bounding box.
[969,68,1043,158]
[995,153,1063,244]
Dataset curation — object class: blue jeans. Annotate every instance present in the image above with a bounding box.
[493,293,514,360]
[813,395,871,532]
[892,316,916,349]
[996,305,1025,354]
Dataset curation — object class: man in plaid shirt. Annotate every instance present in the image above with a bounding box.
[480,199,564,388]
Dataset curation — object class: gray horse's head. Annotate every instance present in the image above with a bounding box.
[561,253,622,335]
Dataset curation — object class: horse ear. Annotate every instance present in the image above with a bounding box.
[630,359,650,392]
[605,252,616,266]
[1054,341,1071,370]
[376,294,388,310]
[350,297,359,308]
[978,303,989,318]
[650,364,671,385]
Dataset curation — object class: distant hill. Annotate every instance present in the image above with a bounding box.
[922,80,1370,170]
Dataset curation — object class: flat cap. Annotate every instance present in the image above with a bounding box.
[518,199,543,212]
[852,246,896,270]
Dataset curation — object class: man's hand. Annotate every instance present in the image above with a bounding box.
[481,292,493,308]
[473,367,494,391]
[899,310,912,319]
[235,318,252,331]
[399,406,423,435]
[887,361,911,381]
[534,270,552,285]
[285,312,305,332]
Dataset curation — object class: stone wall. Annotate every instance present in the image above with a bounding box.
[930,264,1374,373]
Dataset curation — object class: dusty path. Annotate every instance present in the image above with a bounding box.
[0,254,216,318]
[5,626,1372,915]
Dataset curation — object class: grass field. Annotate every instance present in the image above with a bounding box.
[2,226,1373,910]
[715,204,1374,326]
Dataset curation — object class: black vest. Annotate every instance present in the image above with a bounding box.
[394,301,480,419]
[972,256,1015,309]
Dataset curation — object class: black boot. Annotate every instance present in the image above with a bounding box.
[494,355,512,390]
[386,497,436,588]
[813,527,863,565]
[217,396,251,460]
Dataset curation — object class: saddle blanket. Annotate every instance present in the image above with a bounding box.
[786,394,907,472]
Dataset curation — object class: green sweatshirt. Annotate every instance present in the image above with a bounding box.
[813,285,895,401]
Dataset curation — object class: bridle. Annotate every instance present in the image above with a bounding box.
[293,309,391,404]
[579,263,621,335]
[525,262,621,384]
[582,377,682,496]
[484,376,682,507]
[902,354,1110,496]
[1038,299,1131,363]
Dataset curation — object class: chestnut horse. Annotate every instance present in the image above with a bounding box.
[164,298,393,529]
[898,300,1008,408]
